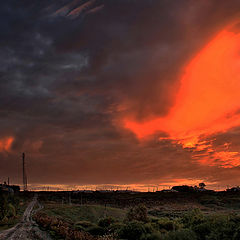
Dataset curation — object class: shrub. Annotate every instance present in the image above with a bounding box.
[34,213,95,240]
[182,209,204,227]
[163,229,197,240]
[1,216,8,224]
[151,217,181,232]
[7,203,16,217]
[144,222,155,234]
[0,194,19,224]
[203,215,236,240]
[75,220,96,229]
[87,225,105,236]
[126,204,148,223]
[98,217,116,228]
[141,232,163,240]
[233,226,240,240]
[192,222,211,240]
[108,222,126,234]
[97,234,117,240]
[0,194,9,220]
[118,220,147,240]
[189,214,240,240]
[74,224,86,232]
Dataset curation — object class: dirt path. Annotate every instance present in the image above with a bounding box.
[0,195,52,240]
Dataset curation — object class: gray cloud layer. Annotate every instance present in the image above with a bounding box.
[1,0,240,188]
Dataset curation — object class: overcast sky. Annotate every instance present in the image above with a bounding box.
[1,0,240,190]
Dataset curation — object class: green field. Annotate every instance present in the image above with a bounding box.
[41,204,126,223]
[0,194,29,231]
[33,191,240,240]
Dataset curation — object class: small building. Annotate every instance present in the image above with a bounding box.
[0,183,20,194]
[227,186,240,192]
[172,185,195,192]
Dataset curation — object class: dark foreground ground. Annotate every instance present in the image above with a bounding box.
[2,190,240,240]
[0,195,52,240]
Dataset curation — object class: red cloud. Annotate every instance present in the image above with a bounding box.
[0,137,14,152]
[124,20,240,147]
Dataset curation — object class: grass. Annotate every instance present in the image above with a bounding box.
[0,199,28,231]
[41,204,127,224]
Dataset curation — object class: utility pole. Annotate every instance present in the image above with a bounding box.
[22,152,28,191]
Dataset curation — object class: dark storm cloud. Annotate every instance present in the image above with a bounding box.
[56,0,240,121]
[1,0,240,188]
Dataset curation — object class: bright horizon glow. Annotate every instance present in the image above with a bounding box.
[25,180,228,192]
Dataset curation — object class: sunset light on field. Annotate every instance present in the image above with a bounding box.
[124,22,240,152]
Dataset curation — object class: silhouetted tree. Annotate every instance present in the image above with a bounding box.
[199,183,206,189]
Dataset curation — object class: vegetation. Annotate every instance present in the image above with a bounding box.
[0,192,27,231]
[41,204,126,223]
[32,191,240,239]
[126,204,149,223]
[5,189,240,238]
[34,201,240,240]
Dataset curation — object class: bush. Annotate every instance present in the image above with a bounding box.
[0,194,18,225]
[126,204,148,223]
[203,215,236,240]
[192,222,211,240]
[163,229,197,240]
[141,232,163,240]
[151,217,181,232]
[233,226,240,240]
[144,222,155,234]
[118,221,147,240]
[75,220,96,229]
[182,209,204,227]
[34,213,95,240]
[74,224,86,232]
[97,234,117,240]
[98,217,116,228]
[1,216,8,224]
[87,225,105,236]
[0,194,9,220]
[7,203,16,217]
[190,214,240,240]
[107,222,125,235]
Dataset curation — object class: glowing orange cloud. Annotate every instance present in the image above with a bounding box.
[0,137,14,152]
[124,21,240,148]
[198,151,240,168]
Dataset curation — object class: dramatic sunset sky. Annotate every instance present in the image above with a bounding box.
[1,0,240,191]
